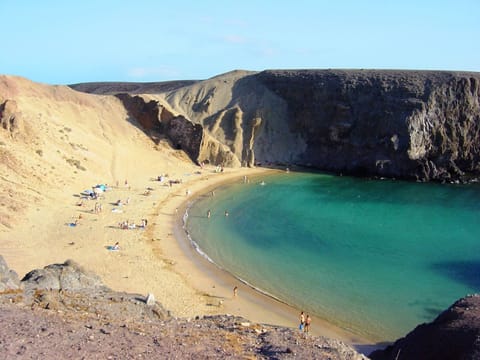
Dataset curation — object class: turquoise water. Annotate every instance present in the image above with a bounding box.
[185,172,480,341]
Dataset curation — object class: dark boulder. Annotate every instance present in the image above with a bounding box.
[21,259,106,292]
[370,294,480,360]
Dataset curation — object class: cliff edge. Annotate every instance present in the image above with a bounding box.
[73,69,480,182]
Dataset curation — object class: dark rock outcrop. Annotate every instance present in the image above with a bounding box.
[114,93,241,166]
[69,80,198,95]
[165,114,203,159]
[115,93,161,131]
[255,70,480,182]
[0,98,21,136]
[20,260,170,322]
[369,294,480,360]
[21,259,106,293]
[0,255,21,292]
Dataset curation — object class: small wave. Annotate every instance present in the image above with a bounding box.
[182,206,190,225]
[187,233,216,265]
[181,194,290,306]
[182,204,216,265]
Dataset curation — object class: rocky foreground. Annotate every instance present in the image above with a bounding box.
[2,255,480,359]
[0,256,367,359]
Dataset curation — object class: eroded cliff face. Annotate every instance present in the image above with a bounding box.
[151,69,480,181]
[255,70,480,181]
[73,70,480,182]
[115,92,240,167]
[156,70,307,168]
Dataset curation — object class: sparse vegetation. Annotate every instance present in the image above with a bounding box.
[65,157,86,171]
[35,149,43,156]
[69,142,88,151]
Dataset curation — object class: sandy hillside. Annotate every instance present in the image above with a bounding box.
[0,74,238,317]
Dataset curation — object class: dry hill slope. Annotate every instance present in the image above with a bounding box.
[0,75,213,316]
[0,74,190,231]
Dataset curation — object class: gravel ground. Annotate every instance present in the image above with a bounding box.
[0,301,367,360]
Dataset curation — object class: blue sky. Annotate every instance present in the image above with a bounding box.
[1,0,479,84]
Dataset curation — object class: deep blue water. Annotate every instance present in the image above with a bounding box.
[185,172,480,341]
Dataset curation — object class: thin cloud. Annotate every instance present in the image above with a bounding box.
[222,34,247,44]
[127,66,180,80]
[258,46,277,57]
[224,19,248,27]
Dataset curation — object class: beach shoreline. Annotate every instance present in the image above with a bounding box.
[158,166,382,353]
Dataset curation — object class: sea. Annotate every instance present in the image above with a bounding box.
[184,171,480,341]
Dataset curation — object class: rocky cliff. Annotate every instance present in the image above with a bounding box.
[74,69,480,182]
[369,294,480,360]
[255,70,480,182]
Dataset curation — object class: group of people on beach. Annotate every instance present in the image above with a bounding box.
[119,219,148,230]
[299,311,311,333]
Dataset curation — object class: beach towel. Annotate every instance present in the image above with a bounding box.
[95,184,107,191]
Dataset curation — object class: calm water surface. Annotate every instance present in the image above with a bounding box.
[185,172,480,341]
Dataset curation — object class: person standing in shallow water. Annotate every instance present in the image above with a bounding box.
[207,210,211,218]
[299,311,305,331]
[304,314,311,333]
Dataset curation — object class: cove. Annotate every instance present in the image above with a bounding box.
[185,172,480,341]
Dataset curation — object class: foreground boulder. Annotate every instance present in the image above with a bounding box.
[370,294,480,360]
[21,259,105,292]
[19,259,170,323]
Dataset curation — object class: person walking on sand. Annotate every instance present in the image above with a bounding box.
[304,314,311,333]
[233,286,238,298]
[299,311,305,331]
